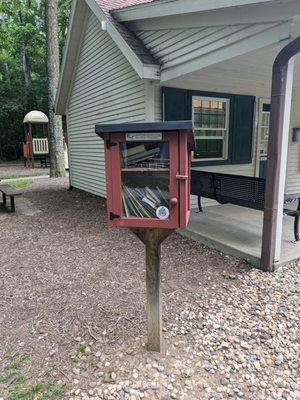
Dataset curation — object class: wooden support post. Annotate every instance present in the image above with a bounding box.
[10,196,15,212]
[131,228,173,352]
[145,234,162,352]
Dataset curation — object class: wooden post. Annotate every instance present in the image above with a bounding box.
[29,123,34,169]
[131,228,173,352]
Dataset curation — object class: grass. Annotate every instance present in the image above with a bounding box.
[0,160,23,165]
[9,179,33,189]
[6,380,66,400]
[0,355,67,400]
[0,171,49,180]
[77,343,88,354]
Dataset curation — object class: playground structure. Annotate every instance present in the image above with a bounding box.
[23,111,49,168]
[23,110,69,169]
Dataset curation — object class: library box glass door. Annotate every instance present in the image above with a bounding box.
[109,132,179,228]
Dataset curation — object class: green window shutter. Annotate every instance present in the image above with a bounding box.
[163,87,189,121]
[231,95,255,164]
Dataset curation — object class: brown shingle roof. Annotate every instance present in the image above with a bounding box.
[96,0,159,65]
[99,0,156,11]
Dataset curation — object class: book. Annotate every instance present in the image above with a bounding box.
[123,144,145,157]
[122,184,169,218]
[124,147,161,166]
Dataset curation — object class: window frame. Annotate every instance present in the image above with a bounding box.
[260,104,270,156]
[161,87,255,167]
[192,95,230,162]
[255,98,270,177]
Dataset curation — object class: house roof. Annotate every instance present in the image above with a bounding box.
[97,0,156,11]
[56,0,299,114]
[96,0,158,65]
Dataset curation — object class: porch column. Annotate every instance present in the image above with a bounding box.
[274,59,294,261]
[261,38,300,272]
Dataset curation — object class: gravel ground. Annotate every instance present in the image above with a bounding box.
[0,177,299,400]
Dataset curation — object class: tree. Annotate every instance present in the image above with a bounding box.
[45,0,65,177]
[0,0,72,162]
[0,0,47,160]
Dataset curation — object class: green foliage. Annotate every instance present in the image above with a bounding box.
[77,343,88,354]
[6,380,66,400]
[0,0,72,161]
[58,0,73,56]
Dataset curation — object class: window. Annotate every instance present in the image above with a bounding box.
[260,103,270,156]
[192,96,230,160]
[163,87,255,166]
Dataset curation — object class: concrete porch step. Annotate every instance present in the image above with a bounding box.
[180,205,300,269]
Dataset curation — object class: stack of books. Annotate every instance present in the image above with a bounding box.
[122,144,169,169]
[122,185,168,218]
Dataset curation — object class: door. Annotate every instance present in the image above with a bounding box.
[258,102,270,178]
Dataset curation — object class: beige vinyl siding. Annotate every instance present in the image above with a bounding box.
[68,10,146,197]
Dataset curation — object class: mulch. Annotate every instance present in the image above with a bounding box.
[0,177,247,384]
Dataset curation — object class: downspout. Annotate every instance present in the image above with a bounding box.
[261,37,300,272]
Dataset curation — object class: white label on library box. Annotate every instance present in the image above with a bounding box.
[126,133,162,142]
[156,206,169,220]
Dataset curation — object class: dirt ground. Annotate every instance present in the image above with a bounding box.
[0,177,299,400]
[0,164,49,178]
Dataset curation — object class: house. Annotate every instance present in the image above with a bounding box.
[56,0,300,270]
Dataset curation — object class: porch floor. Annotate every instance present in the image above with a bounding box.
[181,204,300,268]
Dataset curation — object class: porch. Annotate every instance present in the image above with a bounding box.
[181,204,300,268]
[160,37,300,270]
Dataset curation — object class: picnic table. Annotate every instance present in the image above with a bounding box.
[0,183,23,212]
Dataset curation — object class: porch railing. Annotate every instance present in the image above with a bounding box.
[32,138,49,155]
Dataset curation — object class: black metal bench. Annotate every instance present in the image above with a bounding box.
[191,170,300,242]
[0,184,23,212]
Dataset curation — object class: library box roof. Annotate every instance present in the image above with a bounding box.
[95,121,195,149]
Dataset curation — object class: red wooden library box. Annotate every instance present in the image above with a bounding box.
[95,121,195,229]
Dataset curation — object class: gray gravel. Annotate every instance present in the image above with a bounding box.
[71,265,299,400]
[0,177,299,400]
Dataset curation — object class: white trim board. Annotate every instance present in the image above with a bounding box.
[128,1,300,30]
[114,0,274,22]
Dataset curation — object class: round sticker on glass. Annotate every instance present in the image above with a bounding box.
[156,206,170,220]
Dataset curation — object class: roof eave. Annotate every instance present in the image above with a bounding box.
[113,0,275,22]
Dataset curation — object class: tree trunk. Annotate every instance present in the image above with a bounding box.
[1,60,11,84]
[45,0,65,177]
[22,51,31,85]
[18,11,31,86]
